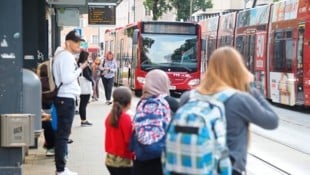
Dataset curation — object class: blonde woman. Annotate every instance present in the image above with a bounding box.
[180,47,279,175]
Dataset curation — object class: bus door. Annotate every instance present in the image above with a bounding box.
[130,29,139,94]
[255,32,268,96]
[116,39,124,86]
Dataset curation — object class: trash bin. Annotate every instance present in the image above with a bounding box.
[0,114,34,147]
[22,69,42,148]
[22,69,41,134]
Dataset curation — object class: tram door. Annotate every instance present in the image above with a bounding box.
[296,24,305,105]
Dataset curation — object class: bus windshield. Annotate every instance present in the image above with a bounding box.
[140,34,198,72]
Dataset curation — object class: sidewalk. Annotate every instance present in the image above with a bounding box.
[23,99,111,175]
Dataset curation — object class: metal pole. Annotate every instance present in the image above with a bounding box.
[133,0,136,22]
[252,0,257,8]
[128,0,130,23]
[190,0,193,21]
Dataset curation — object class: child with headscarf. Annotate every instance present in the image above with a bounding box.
[142,69,179,113]
[132,69,179,175]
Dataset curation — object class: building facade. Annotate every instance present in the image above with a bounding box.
[60,0,274,56]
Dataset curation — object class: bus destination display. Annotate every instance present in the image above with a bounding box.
[143,23,197,35]
[88,5,116,25]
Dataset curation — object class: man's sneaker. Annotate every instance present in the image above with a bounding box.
[46,148,55,157]
[67,139,73,144]
[56,168,78,175]
[81,120,93,126]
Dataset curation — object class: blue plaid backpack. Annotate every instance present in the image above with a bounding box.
[164,89,235,175]
[130,95,171,161]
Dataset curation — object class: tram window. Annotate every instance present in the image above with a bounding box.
[275,32,284,39]
[235,36,244,55]
[273,40,285,71]
[272,30,294,72]
[285,40,293,71]
[297,27,304,71]
[226,36,232,46]
[207,39,216,59]
[286,31,292,38]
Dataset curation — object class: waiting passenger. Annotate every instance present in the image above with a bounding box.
[131,69,179,175]
[100,51,117,105]
[180,46,279,175]
[105,86,134,175]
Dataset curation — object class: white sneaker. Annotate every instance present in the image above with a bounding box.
[46,149,55,157]
[56,168,78,175]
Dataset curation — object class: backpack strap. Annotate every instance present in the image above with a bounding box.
[52,50,65,92]
[213,89,237,103]
[188,89,236,124]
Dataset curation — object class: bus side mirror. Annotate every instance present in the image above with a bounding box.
[201,39,206,52]
[133,29,139,44]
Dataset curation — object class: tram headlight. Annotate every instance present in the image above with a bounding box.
[137,77,145,84]
[188,79,200,87]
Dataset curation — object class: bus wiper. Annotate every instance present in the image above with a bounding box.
[170,63,192,72]
[144,67,154,71]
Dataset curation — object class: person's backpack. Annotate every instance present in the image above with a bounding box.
[130,95,171,161]
[37,56,62,108]
[164,89,235,175]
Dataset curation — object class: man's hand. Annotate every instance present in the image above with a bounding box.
[42,112,51,121]
[79,61,89,70]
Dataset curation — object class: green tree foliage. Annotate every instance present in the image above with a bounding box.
[143,0,172,20]
[170,0,213,21]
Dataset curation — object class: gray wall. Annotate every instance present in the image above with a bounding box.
[0,0,23,114]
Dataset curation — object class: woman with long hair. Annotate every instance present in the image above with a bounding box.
[181,46,279,175]
[77,50,93,126]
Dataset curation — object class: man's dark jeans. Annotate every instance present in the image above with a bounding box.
[54,97,75,172]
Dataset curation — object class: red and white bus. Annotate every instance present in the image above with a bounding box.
[104,21,204,96]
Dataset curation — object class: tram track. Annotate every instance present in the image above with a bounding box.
[247,130,310,175]
[251,129,310,157]
[247,152,291,175]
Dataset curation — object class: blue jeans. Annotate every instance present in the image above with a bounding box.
[54,97,75,172]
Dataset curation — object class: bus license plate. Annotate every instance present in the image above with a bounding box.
[169,86,176,90]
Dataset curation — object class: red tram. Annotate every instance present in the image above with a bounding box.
[199,0,310,107]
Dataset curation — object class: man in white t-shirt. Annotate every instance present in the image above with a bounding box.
[53,30,88,175]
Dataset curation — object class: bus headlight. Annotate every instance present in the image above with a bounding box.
[137,77,145,84]
[188,79,200,86]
